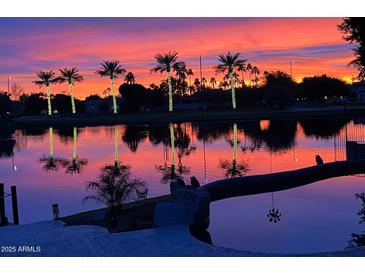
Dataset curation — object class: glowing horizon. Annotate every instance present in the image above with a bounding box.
[0,17,358,99]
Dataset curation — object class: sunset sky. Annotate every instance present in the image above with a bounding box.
[0,17,358,99]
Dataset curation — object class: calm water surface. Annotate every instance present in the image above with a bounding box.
[1,117,365,253]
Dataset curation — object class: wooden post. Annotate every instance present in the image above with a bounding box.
[52,204,60,220]
[11,186,19,225]
[0,183,6,226]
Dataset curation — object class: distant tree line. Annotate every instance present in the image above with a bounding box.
[0,71,352,117]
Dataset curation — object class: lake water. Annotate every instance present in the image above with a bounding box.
[1,117,365,254]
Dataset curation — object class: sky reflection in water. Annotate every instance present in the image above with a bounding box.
[1,117,365,253]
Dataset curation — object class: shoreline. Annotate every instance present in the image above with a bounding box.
[3,106,365,129]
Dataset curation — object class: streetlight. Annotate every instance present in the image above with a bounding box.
[7,76,11,93]
[289,61,294,80]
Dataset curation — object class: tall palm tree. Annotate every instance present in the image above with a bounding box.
[124,71,136,85]
[58,67,84,114]
[174,62,189,96]
[251,66,260,87]
[33,71,59,116]
[201,77,207,88]
[216,52,246,109]
[96,60,126,114]
[238,63,247,88]
[209,77,217,89]
[187,68,194,87]
[246,63,253,87]
[152,51,183,112]
[193,78,201,91]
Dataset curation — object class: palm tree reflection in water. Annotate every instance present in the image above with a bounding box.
[157,123,179,183]
[60,127,88,174]
[266,151,282,223]
[39,127,62,171]
[220,123,249,177]
[267,193,282,223]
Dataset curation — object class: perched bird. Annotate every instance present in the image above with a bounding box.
[190,176,201,189]
[315,154,324,165]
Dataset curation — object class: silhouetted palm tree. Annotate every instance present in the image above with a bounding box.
[187,68,194,87]
[84,164,146,229]
[209,77,217,89]
[193,78,201,91]
[174,62,189,96]
[124,71,136,85]
[96,60,126,114]
[348,192,365,248]
[238,63,247,88]
[152,51,183,112]
[251,66,260,87]
[33,71,59,116]
[246,63,253,87]
[216,52,246,109]
[201,77,207,88]
[219,80,229,90]
[58,67,84,114]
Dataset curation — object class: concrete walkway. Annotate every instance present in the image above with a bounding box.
[0,221,365,256]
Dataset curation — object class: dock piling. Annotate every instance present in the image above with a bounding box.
[11,186,19,225]
[0,183,7,226]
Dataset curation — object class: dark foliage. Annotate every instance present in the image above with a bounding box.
[262,71,297,107]
[85,94,102,101]
[21,93,47,115]
[119,83,149,112]
[339,18,365,80]
[300,75,350,102]
[53,94,86,115]
[0,92,13,117]
[348,192,365,248]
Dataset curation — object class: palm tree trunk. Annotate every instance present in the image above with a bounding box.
[46,85,52,116]
[114,125,119,168]
[73,127,77,161]
[169,123,175,168]
[69,83,76,114]
[167,70,173,112]
[111,78,117,114]
[230,72,237,110]
[49,127,54,159]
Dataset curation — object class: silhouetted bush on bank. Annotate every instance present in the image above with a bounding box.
[21,93,47,115]
[300,75,351,102]
[0,92,13,118]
